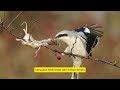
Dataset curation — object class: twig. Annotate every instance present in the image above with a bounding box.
[0,23,24,40]
[88,36,98,57]
[0,11,24,40]
[6,11,23,29]
[44,46,120,69]
[89,57,120,68]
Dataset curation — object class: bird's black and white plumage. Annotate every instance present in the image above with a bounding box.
[74,24,103,57]
[55,24,103,79]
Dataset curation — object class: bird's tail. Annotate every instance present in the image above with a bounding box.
[87,24,103,37]
[71,57,83,79]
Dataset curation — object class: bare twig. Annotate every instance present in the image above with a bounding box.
[88,36,98,57]
[0,11,24,40]
[44,46,120,69]
[0,22,23,40]
[6,11,23,29]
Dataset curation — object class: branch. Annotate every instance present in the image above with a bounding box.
[0,15,120,69]
[0,11,24,40]
[15,22,59,50]
[44,46,120,68]
[6,11,23,29]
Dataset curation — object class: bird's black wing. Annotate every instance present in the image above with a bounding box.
[75,24,103,37]
[85,24,103,56]
[85,33,99,56]
[74,24,103,57]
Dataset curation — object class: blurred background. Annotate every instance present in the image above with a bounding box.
[0,11,120,79]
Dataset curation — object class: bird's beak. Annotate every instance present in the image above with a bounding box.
[55,36,58,39]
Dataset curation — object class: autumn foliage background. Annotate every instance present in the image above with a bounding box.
[0,11,120,79]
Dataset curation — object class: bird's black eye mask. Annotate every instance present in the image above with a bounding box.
[55,34,68,38]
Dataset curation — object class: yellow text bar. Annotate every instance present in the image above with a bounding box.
[34,67,86,73]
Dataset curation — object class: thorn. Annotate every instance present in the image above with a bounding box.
[112,61,118,65]
[102,56,106,60]
[34,47,41,58]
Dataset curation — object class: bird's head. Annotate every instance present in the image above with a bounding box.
[55,30,70,41]
[55,30,80,46]
[55,30,77,46]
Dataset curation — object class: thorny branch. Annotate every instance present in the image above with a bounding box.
[45,46,120,68]
[0,12,120,69]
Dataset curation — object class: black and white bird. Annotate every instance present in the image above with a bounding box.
[55,24,103,79]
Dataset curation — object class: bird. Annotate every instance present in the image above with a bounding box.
[55,24,103,79]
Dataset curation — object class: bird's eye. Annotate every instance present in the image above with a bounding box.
[56,34,68,38]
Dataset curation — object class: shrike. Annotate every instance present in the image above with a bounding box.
[55,24,103,79]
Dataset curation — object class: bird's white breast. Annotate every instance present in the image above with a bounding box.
[61,36,87,57]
